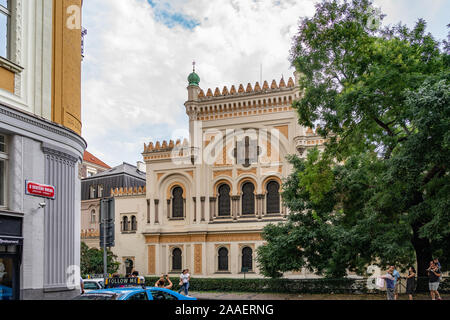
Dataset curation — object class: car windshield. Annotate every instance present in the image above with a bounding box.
[74,293,121,300]
[83,282,100,290]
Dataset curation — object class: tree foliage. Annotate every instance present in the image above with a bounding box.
[80,242,120,276]
[257,0,449,278]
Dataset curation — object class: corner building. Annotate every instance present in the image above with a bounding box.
[112,70,325,278]
[0,0,85,299]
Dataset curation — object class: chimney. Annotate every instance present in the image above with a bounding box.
[137,161,146,173]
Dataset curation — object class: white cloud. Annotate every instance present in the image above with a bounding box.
[81,0,316,166]
[81,0,448,167]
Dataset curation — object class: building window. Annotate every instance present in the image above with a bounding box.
[172,248,182,271]
[90,210,96,223]
[131,215,137,231]
[241,182,255,215]
[235,136,258,167]
[98,185,104,198]
[122,216,129,232]
[266,181,280,214]
[0,0,11,60]
[218,184,231,216]
[242,247,253,271]
[89,185,96,199]
[218,247,229,271]
[0,134,7,208]
[172,187,184,218]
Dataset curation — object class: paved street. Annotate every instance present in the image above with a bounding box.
[190,291,447,300]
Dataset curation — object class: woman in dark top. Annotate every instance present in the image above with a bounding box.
[405,266,416,300]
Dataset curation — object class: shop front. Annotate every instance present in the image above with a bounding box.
[0,214,23,301]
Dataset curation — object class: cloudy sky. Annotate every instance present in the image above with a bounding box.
[81,0,449,168]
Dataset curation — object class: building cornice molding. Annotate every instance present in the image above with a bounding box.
[0,103,87,159]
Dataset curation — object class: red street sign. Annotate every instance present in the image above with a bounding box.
[25,181,55,199]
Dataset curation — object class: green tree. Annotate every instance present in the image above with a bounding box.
[80,242,120,276]
[257,0,449,278]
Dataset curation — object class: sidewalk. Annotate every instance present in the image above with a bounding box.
[189,291,446,300]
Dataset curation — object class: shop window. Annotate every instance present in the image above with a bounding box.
[218,184,231,216]
[266,181,280,214]
[241,182,255,215]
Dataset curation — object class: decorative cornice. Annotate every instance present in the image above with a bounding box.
[0,103,87,155]
[42,146,78,163]
[0,57,23,74]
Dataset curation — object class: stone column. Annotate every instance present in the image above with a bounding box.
[209,197,216,221]
[146,199,151,224]
[256,194,264,220]
[154,199,159,224]
[232,196,240,220]
[200,197,205,221]
[167,199,171,219]
[193,197,197,222]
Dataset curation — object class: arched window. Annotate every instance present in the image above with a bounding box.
[172,248,182,271]
[218,247,229,271]
[266,181,280,214]
[90,210,96,223]
[242,247,253,271]
[218,184,231,216]
[172,187,184,218]
[241,182,255,215]
[122,216,129,231]
[131,215,137,231]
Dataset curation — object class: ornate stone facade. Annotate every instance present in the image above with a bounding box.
[112,69,325,278]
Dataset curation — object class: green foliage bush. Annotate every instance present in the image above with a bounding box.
[143,276,449,294]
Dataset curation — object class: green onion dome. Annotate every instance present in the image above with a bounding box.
[188,71,200,86]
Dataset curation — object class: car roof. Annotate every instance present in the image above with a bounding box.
[87,287,145,294]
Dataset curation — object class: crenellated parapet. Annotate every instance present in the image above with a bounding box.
[294,127,328,157]
[142,138,199,163]
[197,76,296,100]
[111,186,146,197]
[186,75,300,122]
[81,229,100,239]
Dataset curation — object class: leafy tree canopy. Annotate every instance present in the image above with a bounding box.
[80,242,120,276]
[257,0,449,278]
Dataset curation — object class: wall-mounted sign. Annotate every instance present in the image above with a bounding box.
[25,181,55,200]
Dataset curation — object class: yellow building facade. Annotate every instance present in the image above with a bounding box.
[0,0,86,300]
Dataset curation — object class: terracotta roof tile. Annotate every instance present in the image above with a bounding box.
[83,151,111,169]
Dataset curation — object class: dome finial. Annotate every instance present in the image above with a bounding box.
[188,61,200,86]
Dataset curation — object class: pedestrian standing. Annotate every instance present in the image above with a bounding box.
[405,266,416,300]
[392,266,401,300]
[381,266,396,300]
[427,261,442,300]
[155,274,173,289]
[178,269,191,296]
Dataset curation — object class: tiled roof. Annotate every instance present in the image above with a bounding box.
[83,150,111,169]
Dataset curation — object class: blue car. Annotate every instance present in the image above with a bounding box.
[75,287,197,301]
